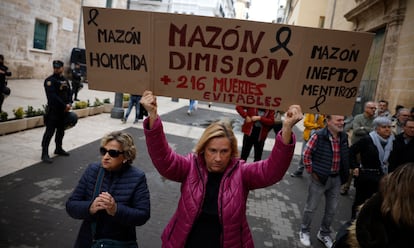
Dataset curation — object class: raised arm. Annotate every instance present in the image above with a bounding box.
[281,105,303,144]
[139,90,158,129]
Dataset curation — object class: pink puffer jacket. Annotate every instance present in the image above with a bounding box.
[144,117,295,248]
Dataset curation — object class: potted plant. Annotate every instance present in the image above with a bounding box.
[89,98,105,115]
[0,107,27,135]
[72,100,89,118]
[25,105,45,129]
[123,94,130,108]
[13,107,24,119]
[103,98,113,113]
[0,112,8,122]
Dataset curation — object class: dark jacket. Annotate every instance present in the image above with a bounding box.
[71,67,82,83]
[388,133,414,172]
[44,73,72,112]
[355,193,414,248]
[0,63,11,88]
[310,127,350,184]
[350,136,383,171]
[333,193,414,248]
[66,162,150,247]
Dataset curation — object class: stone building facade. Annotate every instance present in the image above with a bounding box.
[129,0,235,17]
[285,0,328,28]
[286,0,413,113]
[340,0,414,114]
[0,0,128,79]
[0,0,235,80]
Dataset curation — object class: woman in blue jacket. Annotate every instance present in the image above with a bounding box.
[66,131,150,247]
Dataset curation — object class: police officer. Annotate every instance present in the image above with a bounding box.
[41,60,72,163]
[71,62,82,101]
[0,54,12,112]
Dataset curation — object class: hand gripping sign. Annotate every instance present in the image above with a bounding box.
[83,7,373,115]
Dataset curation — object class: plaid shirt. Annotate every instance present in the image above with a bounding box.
[303,132,340,174]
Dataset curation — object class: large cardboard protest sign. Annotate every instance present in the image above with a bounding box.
[83,7,373,115]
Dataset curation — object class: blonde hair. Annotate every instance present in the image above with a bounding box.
[101,131,136,164]
[194,120,239,158]
[380,163,414,227]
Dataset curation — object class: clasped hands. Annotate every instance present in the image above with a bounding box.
[89,192,117,216]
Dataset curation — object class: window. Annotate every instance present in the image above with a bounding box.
[33,20,49,50]
[318,16,325,28]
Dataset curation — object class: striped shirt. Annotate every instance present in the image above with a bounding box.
[304,132,340,174]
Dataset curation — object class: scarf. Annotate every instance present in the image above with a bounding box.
[369,131,394,174]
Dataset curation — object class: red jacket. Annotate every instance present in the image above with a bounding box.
[144,117,295,247]
[236,106,275,141]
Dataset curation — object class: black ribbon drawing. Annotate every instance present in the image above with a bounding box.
[310,95,326,112]
[270,26,293,56]
[88,8,99,26]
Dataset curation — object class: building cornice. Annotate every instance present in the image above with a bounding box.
[344,0,406,30]
[344,0,381,22]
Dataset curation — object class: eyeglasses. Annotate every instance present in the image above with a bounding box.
[379,125,391,128]
[99,147,124,158]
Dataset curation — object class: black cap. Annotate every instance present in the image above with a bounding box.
[53,60,64,68]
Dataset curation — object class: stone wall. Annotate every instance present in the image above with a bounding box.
[389,0,414,111]
[0,0,126,80]
[334,0,413,112]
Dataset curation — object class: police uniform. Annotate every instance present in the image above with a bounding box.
[71,63,82,101]
[0,55,11,112]
[41,60,72,163]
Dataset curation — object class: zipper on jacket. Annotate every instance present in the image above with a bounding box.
[194,155,206,219]
[218,161,239,247]
[219,176,225,248]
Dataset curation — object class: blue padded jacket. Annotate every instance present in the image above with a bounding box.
[66,162,150,247]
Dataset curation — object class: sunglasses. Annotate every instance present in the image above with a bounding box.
[99,147,124,158]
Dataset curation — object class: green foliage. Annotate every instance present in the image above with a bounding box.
[25,105,45,117]
[123,94,130,101]
[74,101,88,109]
[93,97,104,107]
[25,106,36,117]
[13,107,24,119]
[0,111,8,122]
[103,98,111,104]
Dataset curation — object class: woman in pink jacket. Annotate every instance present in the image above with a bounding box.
[140,91,303,248]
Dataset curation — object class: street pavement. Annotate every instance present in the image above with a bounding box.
[0,79,355,247]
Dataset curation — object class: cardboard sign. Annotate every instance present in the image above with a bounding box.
[83,7,374,115]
